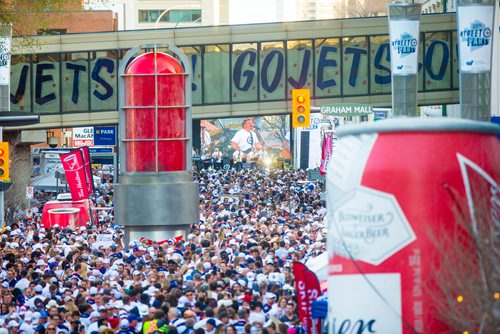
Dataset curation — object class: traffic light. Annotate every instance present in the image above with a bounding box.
[0,142,8,182]
[292,89,310,128]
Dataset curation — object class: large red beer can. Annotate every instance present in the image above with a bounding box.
[326,118,499,333]
[124,52,186,172]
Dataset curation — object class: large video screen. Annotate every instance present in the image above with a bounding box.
[196,115,291,168]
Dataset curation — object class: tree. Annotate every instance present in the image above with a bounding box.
[0,0,84,35]
[428,183,499,333]
[336,0,389,18]
[4,133,33,224]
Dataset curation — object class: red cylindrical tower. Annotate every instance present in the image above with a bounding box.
[124,52,187,172]
[116,45,199,244]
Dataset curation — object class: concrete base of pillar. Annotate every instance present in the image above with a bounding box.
[114,172,199,248]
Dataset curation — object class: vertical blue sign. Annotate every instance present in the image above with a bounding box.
[94,126,116,146]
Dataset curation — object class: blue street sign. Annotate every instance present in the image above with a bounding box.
[34,148,113,153]
[94,126,116,146]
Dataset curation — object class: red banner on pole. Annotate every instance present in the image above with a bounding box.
[60,150,89,201]
[293,261,322,334]
[79,146,95,195]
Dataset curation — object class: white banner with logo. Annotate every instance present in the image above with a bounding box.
[0,35,11,85]
[73,127,94,148]
[457,5,495,73]
[389,20,420,75]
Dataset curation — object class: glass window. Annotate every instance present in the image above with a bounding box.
[315,38,341,98]
[138,9,201,23]
[203,44,230,104]
[168,10,201,23]
[231,43,258,103]
[31,53,61,114]
[138,10,169,23]
[259,41,285,101]
[452,31,459,90]
[10,54,32,113]
[287,39,313,99]
[62,52,89,112]
[424,31,451,91]
[179,46,203,105]
[342,36,369,96]
[370,35,391,94]
[418,32,424,92]
[90,50,118,111]
[36,29,67,35]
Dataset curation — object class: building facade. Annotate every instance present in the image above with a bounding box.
[85,0,228,30]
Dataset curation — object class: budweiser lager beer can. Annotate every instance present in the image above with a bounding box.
[326,118,499,333]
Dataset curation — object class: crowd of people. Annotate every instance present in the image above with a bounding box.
[1,167,327,334]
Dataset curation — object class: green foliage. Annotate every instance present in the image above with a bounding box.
[0,0,82,37]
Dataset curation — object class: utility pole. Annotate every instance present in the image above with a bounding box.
[0,24,12,228]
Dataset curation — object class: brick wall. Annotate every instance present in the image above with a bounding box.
[14,10,117,35]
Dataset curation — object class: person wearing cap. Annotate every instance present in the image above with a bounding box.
[36,310,49,329]
[127,314,140,334]
[86,310,101,334]
[263,293,278,319]
[19,311,34,333]
[8,320,20,334]
[116,319,135,334]
[205,318,217,334]
[25,286,44,310]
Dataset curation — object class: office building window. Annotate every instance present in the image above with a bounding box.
[36,29,67,35]
[138,9,201,23]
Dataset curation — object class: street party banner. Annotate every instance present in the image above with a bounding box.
[0,32,11,86]
[79,146,95,195]
[389,20,421,75]
[60,150,89,201]
[293,261,322,334]
[457,5,495,73]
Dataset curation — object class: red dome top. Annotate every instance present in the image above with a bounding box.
[125,52,184,75]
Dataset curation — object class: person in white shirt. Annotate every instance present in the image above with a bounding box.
[14,270,30,292]
[231,119,262,158]
[212,149,223,170]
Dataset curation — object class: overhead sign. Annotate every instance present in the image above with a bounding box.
[34,147,113,154]
[320,103,373,116]
[73,127,94,148]
[94,126,116,146]
[457,5,495,73]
